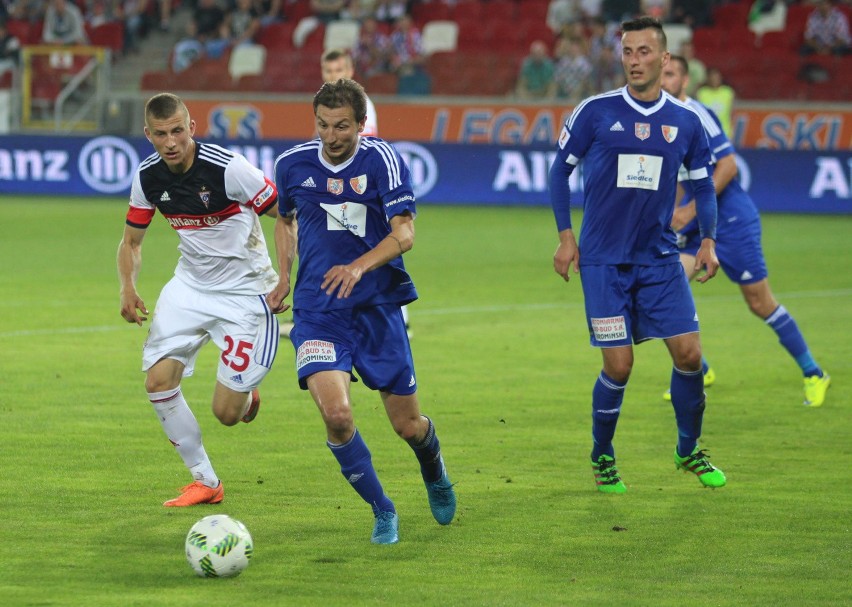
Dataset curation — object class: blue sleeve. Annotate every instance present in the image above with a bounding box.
[272,154,295,217]
[549,156,575,231]
[691,174,717,241]
[380,143,417,220]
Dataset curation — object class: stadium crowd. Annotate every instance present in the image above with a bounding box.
[2,0,851,99]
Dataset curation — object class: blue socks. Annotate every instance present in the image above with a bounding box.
[670,366,705,457]
[328,429,395,516]
[591,372,626,461]
[764,305,822,377]
[409,416,443,483]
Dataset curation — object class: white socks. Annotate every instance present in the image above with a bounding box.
[149,387,219,488]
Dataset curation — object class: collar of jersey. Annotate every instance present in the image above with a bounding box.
[621,86,667,116]
[317,136,362,173]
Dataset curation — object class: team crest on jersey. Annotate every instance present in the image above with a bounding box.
[634,123,651,140]
[198,185,211,208]
[661,125,679,143]
[327,178,344,195]
[350,174,367,195]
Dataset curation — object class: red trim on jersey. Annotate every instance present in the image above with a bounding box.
[161,203,242,230]
[249,178,278,215]
[126,206,155,228]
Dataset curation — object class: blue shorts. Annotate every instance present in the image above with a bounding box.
[290,304,416,395]
[580,263,699,347]
[681,219,767,285]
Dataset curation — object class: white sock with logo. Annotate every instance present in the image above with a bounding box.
[149,387,219,488]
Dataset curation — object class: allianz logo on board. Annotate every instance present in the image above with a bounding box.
[79,136,140,194]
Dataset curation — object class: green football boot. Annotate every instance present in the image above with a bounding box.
[674,446,726,488]
[592,454,627,494]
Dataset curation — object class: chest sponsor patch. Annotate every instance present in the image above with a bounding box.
[616,154,663,191]
[320,201,367,237]
[591,316,627,342]
[296,340,337,370]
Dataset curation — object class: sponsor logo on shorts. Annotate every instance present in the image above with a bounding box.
[296,339,337,370]
[591,316,627,342]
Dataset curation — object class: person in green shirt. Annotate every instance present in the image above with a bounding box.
[696,66,735,137]
[516,39,556,100]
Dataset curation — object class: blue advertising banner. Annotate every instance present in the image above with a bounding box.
[1,135,850,214]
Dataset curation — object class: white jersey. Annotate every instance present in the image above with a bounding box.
[126,142,279,295]
[364,94,378,137]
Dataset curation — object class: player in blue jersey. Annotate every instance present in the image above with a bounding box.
[661,55,831,407]
[549,16,727,493]
[267,78,456,544]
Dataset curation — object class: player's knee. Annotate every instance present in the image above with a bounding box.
[145,376,178,394]
[393,415,423,443]
[323,405,354,437]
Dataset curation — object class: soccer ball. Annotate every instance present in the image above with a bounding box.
[185,514,253,578]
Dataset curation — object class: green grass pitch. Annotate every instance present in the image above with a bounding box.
[0,197,849,606]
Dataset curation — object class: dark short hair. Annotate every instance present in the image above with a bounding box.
[621,16,667,51]
[669,54,689,75]
[322,48,352,64]
[313,78,367,124]
[145,92,189,125]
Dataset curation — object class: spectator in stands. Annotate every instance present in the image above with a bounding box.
[309,0,346,24]
[0,19,21,75]
[547,0,581,36]
[116,0,151,55]
[579,0,605,22]
[255,0,282,27]
[42,0,89,45]
[343,0,378,21]
[191,0,229,58]
[223,0,261,47]
[388,13,424,76]
[696,66,735,136]
[9,0,48,23]
[353,16,390,77]
[801,0,851,56]
[516,39,556,100]
[171,27,204,72]
[679,40,705,97]
[589,42,624,93]
[587,16,621,58]
[670,0,712,29]
[84,0,115,28]
[553,35,593,102]
[640,0,670,21]
[601,0,639,23]
[374,0,409,25]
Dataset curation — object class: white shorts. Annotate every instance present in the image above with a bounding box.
[142,277,279,391]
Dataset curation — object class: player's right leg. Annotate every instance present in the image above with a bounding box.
[308,370,399,544]
[580,264,636,493]
[143,278,221,506]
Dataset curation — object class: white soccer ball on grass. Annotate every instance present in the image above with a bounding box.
[185,514,253,578]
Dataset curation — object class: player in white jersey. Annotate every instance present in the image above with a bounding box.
[117,93,281,507]
[267,79,456,544]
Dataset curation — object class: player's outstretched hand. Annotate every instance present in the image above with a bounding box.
[322,264,364,299]
[553,230,580,282]
[694,238,720,283]
[120,292,148,326]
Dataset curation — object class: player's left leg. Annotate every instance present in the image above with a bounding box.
[664,332,726,488]
[382,393,457,525]
[740,279,830,406]
[211,293,280,424]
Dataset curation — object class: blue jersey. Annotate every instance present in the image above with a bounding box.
[551,87,715,266]
[274,136,418,312]
[678,99,760,239]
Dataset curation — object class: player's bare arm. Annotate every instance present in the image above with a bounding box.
[553,228,580,282]
[117,224,149,325]
[322,212,414,299]
[693,238,720,283]
[266,214,296,314]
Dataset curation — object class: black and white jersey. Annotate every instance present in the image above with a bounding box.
[126,142,278,295]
